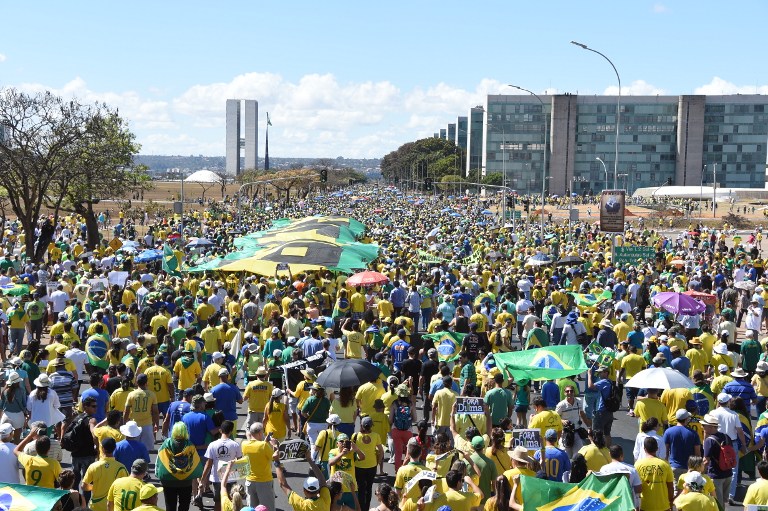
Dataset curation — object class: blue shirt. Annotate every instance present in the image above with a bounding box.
[592,378,612,413]
[627,331,644,350]
[535,446,571,481]
[723,380,758,410]
[657,345,672,366]
[81,388,109,422]
[167,400,191,431]
[211,383,241,421]
[390,340,410,370]
[541,381,561,409]
[428,379,460,397]
[662,425,701,468]
[671,356,691,377]
[389,287,406,308]
[113,438,150,471]
[182,410,216,448]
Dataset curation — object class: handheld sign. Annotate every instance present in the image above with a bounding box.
[218,458,250,481]
[455,397,484,415]
[511,429,542,451]
[404,470,437,498]
[278,439,310,462]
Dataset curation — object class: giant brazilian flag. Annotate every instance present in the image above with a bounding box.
[156,442,203,482]
[421,331,466,362]
[0,483,67,511]
[520,473,634,511]
[86,335,110,370]
[493,345,587,382]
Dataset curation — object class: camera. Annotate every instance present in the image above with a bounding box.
[344,440,351,449]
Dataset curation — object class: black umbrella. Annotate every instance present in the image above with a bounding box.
[315,359,382,388]
[556,255,586,266]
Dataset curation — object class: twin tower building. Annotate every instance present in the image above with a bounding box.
[225,99,258,176]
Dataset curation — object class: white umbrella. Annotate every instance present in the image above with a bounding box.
[625,367,693,390]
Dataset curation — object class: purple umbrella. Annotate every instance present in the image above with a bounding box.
[652,291,706,315]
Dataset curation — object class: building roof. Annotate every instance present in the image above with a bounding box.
[184,170,220,183]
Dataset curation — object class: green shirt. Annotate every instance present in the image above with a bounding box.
[302,395,330,423]
[460,362,476,390]
[741,339,761,372]
[484,387,513,425]
[25,300,46,321]
[467,451,497,499]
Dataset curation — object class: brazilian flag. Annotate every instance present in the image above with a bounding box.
[162,243,182,277]
[0,483,67,511]
[520,473,634,511]
[156,442,203,482]
[86,335,110,370]
[493,345,588,382]
[421,331,466,362]
[220,240,370,276]
[569,289,613,307]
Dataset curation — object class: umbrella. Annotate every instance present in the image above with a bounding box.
[347,271,388,287]
[683,290,716,306]
[625,367,694,390]
[557,255,586,266]
[668,259,686,266]
[167,232,181,239]
[186,238,214,248]
[735,280,757,291]
[525,254,553,267]
[315,359,382,389]
[135,249,163,263]
[481,209,494,215]
[651,291,706,315]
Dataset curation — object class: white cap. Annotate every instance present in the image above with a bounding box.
[303,477,320,492]
[212,351,224,360]
[271,327,279,334]
[126,343,138,351]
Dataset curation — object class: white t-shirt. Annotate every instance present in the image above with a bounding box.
[50,290,69,313]
[204,437,243,483]
[65,348,89,379]
[710,406,741,441]
[0,442,20,483]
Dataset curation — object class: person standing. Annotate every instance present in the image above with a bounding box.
[123,374,158,452]
[14,427,61,488]
[596,445,642,510]
[241,422,279,510]
[701,413,735,505]
[302,383,331,452]
[0,424,19,483]
[156,422,203,511]
[634,437,674,511]
[744,459,768,507]
[673,471,717,511]
[107,459,149,511]
[662,409,701,480]
[484,373,514,428]
[352,416,383,511]
[587,366,615,446]
[534,429,570,482]
[210,369,242,431]
[555,384,591,457]
[200,420,242,511]
[244,366,274,428]
[709,392,747,503]
[432,375,457,439]
[81,438,129,511]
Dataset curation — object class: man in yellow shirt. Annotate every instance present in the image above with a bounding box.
[142,356,173,416]
[618,344,647,413]
[173,348,201,391]
[743,460,768,507]
[94,411,126,458]
[393,443,427,493]
[14,428,62,488]
[241,422,279,509]
[442,467,483,511]
[432,376,457,438]
[275,454,330,511]
[200,319,223,363]
[350,287,366,319]
[123,374,158,452]
[202,351,225,390]
[244,367,274,426]
[634,437,674,511]
[355,376,385,417]
[528,397,563,440]
[82,438,129,511]
[107,459,149,511]
[341,318,364,359]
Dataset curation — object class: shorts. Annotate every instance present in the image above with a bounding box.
[288,397,298,415]
[514,405,529,414]
[593,410,614,436]
[158,401,170,415]
[625,387,638,400]
[61,406,74,421]
[0,411,25,429]
[212,482,233,504]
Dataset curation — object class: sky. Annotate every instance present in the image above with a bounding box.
[2,1,767,159]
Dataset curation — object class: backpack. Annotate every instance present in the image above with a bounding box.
[393,404,412,431]
[604,381,622,413]
[710,435,738,470]
[73,320,89,342]
[61,412,91,452]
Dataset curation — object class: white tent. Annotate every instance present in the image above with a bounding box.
[184,170,220,183]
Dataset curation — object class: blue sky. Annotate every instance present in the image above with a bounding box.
[2,1,767,159]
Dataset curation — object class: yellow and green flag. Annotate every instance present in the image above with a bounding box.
[162,243,182,277]
[0,483,67,511]
[156,443,203,482]
[493,345,588,381]
[421,331,466,362]
[520,473,634,511]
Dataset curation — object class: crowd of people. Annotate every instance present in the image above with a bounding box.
[0,186,768,511]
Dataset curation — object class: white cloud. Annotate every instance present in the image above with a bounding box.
[604,80,666,96]
[0,54,6,63]
[694,77,768,95]
[652,3,668,13]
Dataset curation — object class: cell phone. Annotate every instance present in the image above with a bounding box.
[265,432,273,442]
[344,440,351,449]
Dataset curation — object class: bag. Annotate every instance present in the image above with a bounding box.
[711,435,738,470]
[575,323,589,345]
[394,404,412,431]
[61,412,91,451]
[604,382,622,413]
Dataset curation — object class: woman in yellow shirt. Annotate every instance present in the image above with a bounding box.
[109,378,132,412]
[264,388,290,441]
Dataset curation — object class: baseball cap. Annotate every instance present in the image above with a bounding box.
[545,428,558,441]
[218,368,229,377]
[471,436,485,449]
[676,409,691,421]
[204,392,216,403]
[212,351,224,360]
[718,364,729,373]
[183,387,195,397]
[361,416,373,429]
[326,414,342,425]
[126,343,138,351]
[271,326,279,334]
[0,424,13,436]
[139,484,163,500]
[717,392,732,404]
[303,477,321,492]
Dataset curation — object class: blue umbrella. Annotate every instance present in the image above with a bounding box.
[440,207,452,213]
[481,209,493,215]
[135,249,163,263]
[450,212,461,217]
[477,222,488,226]
[186,238,214,248]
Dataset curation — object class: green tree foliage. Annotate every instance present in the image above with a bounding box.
[481,173,503,186]
[381,137,464,184]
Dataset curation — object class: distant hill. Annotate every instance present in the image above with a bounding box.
[136,155,381,177]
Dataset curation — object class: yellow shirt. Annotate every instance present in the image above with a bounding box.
[143,365,173,403]
[485,446,511,474]
[528,410,563,440]
[173,358,202,390]
[394,461,427,490]
[294,380,311,410]
[107,476,144,511]
[432,388,457,427]
[503,467,536,503]
[744,478,768,506]
[352,431,381,469]
[355,382,384,417]
[443,489,481,511]
[241,439,274,482]
[634,457,674,511]
[328,448,356,490]
[578,444,610,472]
[265,401,288,440]
[94,426,125,458]
[343,330,364,359]
[109,388,131,412]
[46,358,76,374]
[244,380,274,412]
[710,374,734,396]
[200,326,222,354]
[17,452,62,488]
[202,362,224,389]
[314,428,339,462]
[674,492,717,511]
[125,388,157,427]
[675,472,715,496]
[150,315,169,337]
[634,398,668,433]
[620,353,647,378]
[287,487,331,511]
[83,458,129,511]
[660,388,693,425]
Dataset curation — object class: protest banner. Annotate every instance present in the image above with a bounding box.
[282,352,327,389]
[511,429,542,451]
[217,458,250,481]
[600,190,626,233]
[278,439,310,462]
[88,278,109,293]
[455,397,484,415]
[108,271,130,288]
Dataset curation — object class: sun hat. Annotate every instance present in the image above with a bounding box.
[312,382,324,390]
[34,374,50,387]
[510,446,535,464]
[731,368,748,378]
[717,392,733,404]
[599,318,613,328]
[689,337,702,345]
[701,414,720,427]
[301,368,317,380]
[395,384,410,397]
[326,414,342,425]
[757,361,768,373]
[255,366,269,377]
[139,484,163,501]
[120,421,142,437]
[714,343,728,355]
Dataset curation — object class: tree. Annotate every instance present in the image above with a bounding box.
[47,110,148,251]
[482,173,503,186]
[214,170,231,199]
[381,138,465,185]
[0,89,97,261]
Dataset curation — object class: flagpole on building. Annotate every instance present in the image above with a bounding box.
[264,112,271,170]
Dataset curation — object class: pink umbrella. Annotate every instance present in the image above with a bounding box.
[652,291,706,315]
[346,271,388,287]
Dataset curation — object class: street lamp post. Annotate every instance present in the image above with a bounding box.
[571,41,621,189]
[487,121,508,224]
[596,157,608,192]
[509,84,548,238]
